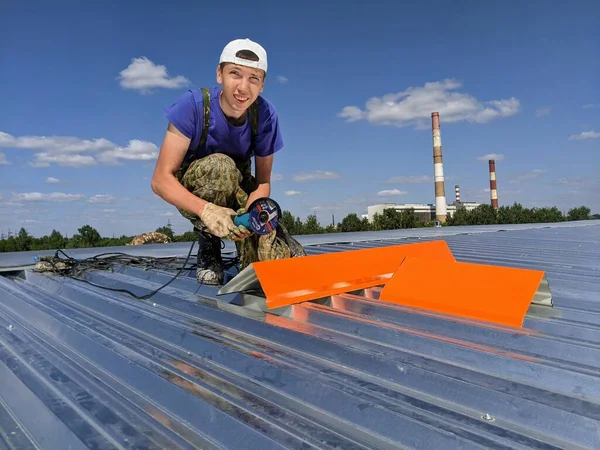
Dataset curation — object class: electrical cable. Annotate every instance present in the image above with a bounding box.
[25,240,240,301]
[44,242,197,300]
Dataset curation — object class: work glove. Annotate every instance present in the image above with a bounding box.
[200,203,252,241]
[233,207,253,240]
[232,224,253,241]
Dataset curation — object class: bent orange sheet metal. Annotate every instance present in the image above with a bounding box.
[252,239,455,309]
[379,257,547,328]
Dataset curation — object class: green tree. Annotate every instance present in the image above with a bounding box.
[373,209,403,230]
[339,213,365,232]
[531,206,564,223]
[280,210,304,235]
[303,214,324,234]
[280,210,295,231]
[447,206,470,226]
[2,237,18,253]
[324,224,337,233]
[293,216,305,235]
[69,224,101,248]
[400,208,417,229]
[15,228,33,252]
[80,225,101,246]
[156,225,174,240]
[497,203,526,224]
[48,229,66,249]
[567,206,591,221]
[469,204,498,225]
[179,230,198,242]
[361,217,372,231]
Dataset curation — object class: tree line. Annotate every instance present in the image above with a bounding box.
[0,203,596,253]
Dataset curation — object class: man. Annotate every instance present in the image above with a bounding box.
[151,38,305,285]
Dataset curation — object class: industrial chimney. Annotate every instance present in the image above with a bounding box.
[489,159,498,209]
[455,184,461,205]
[431,112,447,222]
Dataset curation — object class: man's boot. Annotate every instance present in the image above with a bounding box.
[196,230,224,285]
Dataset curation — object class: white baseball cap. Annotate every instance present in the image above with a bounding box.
[219,38,268,73]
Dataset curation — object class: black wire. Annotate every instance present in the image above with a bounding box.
[3,239,242,300]
[43,241,202,300]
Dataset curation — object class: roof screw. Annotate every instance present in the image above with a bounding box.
[482,413,494,421]
[8,325,14,331]
[153,303,157,307]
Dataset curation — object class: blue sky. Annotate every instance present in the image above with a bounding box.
[1,0,598,238]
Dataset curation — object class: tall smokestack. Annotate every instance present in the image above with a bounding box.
[489,159,498,209]
[455,184,461,204]
[431,112,447,222]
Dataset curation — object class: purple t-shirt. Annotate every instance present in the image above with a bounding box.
[164,86,284,162]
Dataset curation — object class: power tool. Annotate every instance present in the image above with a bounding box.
[233,197,281,235]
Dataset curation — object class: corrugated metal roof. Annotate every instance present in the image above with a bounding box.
[1,221,599,449]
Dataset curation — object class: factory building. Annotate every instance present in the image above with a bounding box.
[366,201,481,223]
[364,112,498,224]
[363,112,502,225]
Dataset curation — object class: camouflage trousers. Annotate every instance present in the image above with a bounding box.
[177,153,306,270]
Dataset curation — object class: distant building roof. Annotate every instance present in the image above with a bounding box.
[1,220,599,449]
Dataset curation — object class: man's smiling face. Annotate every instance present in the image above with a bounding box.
[217,63,265,119]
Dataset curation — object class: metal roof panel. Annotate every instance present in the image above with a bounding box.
[1,221,599,449]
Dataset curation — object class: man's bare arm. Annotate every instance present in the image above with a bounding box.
[151,123,209,217]
[245,153,273,209]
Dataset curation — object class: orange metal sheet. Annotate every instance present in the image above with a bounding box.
[379,257,546,328]
[252,240,455,309]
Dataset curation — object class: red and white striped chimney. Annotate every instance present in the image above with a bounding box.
[489,159,498,209]
[431,112,447,222]
[455,184,461,204]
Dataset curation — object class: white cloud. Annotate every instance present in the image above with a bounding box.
[284,190,302,196]
[276,75,289,84]
[87,194,114,204]
[11,192,85,202]
[0,132,113,153]
[338,79,520,129]
[312,205,343,211]
[569,130,600,140]
[45,177,60,184]
[118,56,190,94]
[0,131,159,167]
[293,170,342,182]
[0,152,10,165]
[477,153,505,161]
[383,175,432,184]
[0,200,23,208]
[271,173,283,181]
[582,104,600,109]
[95,139,159,165]
[535,107,550,117]
[510,168,546,184]
[161,212,174,216]
[377,189,408,196]
[307,195,371,217]
[31,153,97,167]
[558,177,587,186]
[103,208,117,213]
[338,106,363,122]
